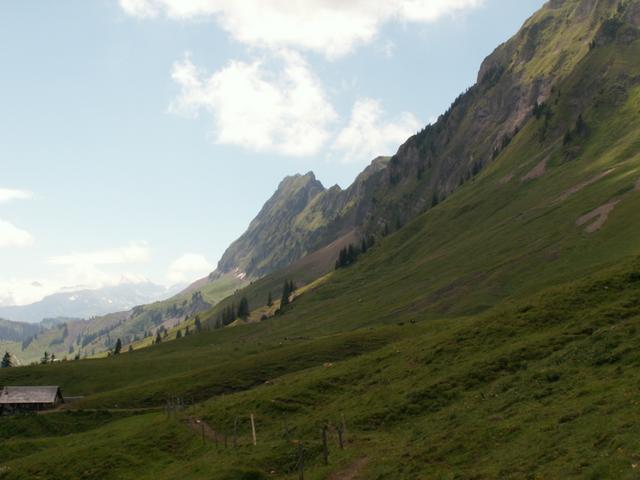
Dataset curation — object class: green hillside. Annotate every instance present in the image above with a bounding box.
[2,257,640,479]
[2,1,640,478]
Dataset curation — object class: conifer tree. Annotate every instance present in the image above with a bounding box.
[114,338,122,355]
[575,114,587,135]
[41,351,50,364]
[220,304,237,326]
[176,329,182,339]
[128,345,133,353]
[347,245,356,263]
[1,351,12,368]
[195,315,202,332]
[155,331,162,344]
[281,280,291,306]
[237,297,250,320]
[267,292,273,307]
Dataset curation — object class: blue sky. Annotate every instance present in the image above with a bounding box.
[0,0,544,306]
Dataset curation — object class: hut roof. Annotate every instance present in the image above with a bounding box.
[0,386,62,404]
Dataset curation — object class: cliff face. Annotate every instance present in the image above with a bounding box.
[216,172,326,277]
[216,0,635,279]
[355,0,627,234]
[215,157,391,278]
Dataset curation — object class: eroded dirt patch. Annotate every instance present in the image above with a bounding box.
[185,417,228,444]
[576,200,620,233]
[327,457,369,480]
[499,173,514,184]
[557,169,614,202]
[521,158,547,181]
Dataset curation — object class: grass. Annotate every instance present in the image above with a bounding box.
[3,259,640,479]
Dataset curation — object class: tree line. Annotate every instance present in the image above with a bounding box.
[335,237,374,270]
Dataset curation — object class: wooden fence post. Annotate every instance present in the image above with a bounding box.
[298,442,304,480]
[251,413,257,446]
[337,424,344,449]
[233,417,238,448]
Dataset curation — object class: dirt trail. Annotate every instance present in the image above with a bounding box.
[327,457,369,480]
[557,169,614,202]
[40,406,161,415]
[499,173,514,184]
[576,199,620,233]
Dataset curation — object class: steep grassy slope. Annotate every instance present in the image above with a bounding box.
[2,257,640,479]
[199,19,640,332]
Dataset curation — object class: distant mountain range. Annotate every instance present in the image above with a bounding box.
[0,282,177,324]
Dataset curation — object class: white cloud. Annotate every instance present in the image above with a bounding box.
[333,98,421,164]
[119,0,485,58]
[0,219,34,248]
[0,189,32,203]
[166,253,213,285]
[170,51,337,156]
[48,242,151,266]
[0,243,153,306]
[119,0,159,17]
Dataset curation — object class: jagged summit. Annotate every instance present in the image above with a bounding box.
[215,156,392,278]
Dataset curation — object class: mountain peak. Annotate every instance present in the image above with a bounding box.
[217,170,327,276]
[276,171,323,192]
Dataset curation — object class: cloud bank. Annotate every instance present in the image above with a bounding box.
[120,0,484,58]
[0,242,153,306]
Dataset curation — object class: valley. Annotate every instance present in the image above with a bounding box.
[2,0,640,478]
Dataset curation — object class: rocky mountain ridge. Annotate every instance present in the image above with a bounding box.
[214,0,636,281]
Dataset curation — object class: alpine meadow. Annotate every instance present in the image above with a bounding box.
[2,0,640,479]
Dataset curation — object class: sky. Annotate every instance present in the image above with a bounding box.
[0,0,545,306]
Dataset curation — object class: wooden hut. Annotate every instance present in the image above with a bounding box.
[0,386,64,415]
